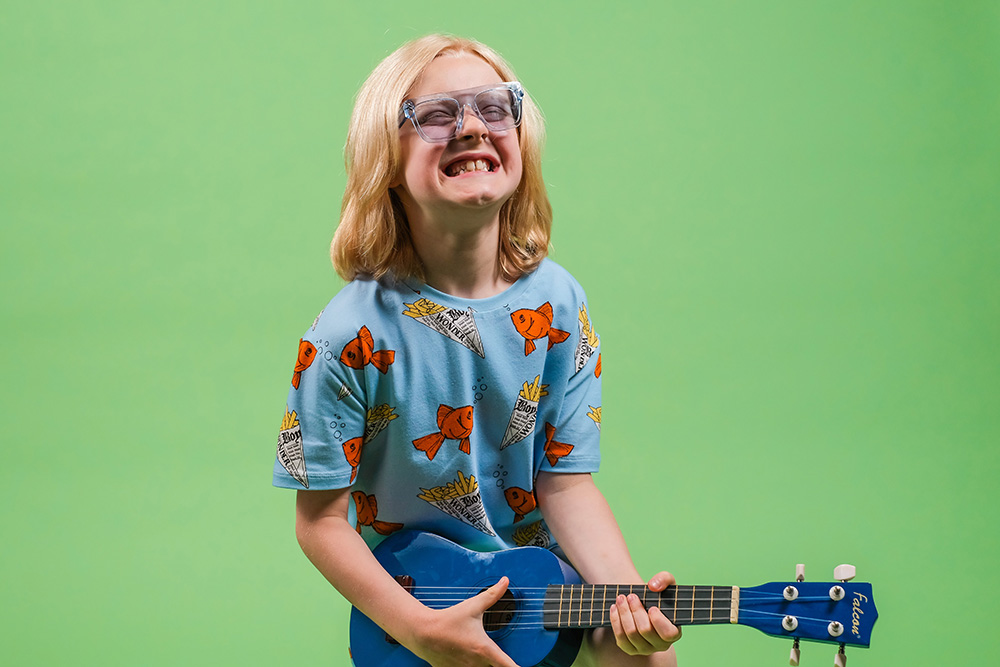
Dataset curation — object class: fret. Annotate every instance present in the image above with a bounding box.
[587,586,597,626]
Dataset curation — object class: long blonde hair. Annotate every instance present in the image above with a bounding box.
[331,35,551,282]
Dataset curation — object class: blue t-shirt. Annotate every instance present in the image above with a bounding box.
[273,259,602,553]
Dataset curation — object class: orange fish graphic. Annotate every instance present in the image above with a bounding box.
[510,302,570,356]
[291,339,317,389]
[352,491,404,536]
[340,326,395,374]
[543,422,574,467]
[504,486,538,523]
[342,437,363,483]
[412,404,474,461]
[595,353,602,378]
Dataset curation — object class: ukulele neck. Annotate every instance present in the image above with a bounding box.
[542,584,739,629]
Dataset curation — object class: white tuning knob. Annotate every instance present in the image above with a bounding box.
[833,564,856,582]
[795,564,805,582]
[834,644,847,667]
[789,645,800,666]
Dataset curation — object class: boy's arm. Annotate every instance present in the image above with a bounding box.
[535,472,680,667]
[294,488,520,667]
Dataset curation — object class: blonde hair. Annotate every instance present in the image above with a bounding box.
[331,35,551,282]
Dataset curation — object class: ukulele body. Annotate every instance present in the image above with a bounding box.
[349,531,584,667]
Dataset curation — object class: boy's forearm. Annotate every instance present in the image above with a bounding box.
[535,472,679,667]
[534,472,643,584]
[294,491,428,646]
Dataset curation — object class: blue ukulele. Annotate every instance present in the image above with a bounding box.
[349,531,878,667]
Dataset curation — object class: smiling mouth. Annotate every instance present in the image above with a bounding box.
[445,158,497,176]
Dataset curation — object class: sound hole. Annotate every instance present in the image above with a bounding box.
[483,588,517,632]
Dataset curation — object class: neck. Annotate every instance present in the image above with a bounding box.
[409,212,513,299]
[543,584,739,630]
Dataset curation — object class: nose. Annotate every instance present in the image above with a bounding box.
[456,103,489,140]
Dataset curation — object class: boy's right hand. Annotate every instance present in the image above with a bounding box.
[405,576,521,667]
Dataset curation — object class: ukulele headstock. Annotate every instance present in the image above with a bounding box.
[737,564,877,666]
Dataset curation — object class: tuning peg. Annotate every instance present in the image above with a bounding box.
[795,564,805,582]
[834,644,847,667]
[789,638,801,666]
[834,564,856,582]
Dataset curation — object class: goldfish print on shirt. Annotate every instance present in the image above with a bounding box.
[412,405,474,460]
[504,486,537,523]
[352,491,404,536]
[342,405,399,483]
[291,339,317,389]
[510,302,570,356]
[340,326,395,374]
[542,422,574,467]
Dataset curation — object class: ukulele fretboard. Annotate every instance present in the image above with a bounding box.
[542,584,739,629]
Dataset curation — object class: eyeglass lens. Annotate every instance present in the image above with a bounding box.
[411,87,520,141]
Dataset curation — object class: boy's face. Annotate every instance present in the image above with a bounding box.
[393,53,522,229]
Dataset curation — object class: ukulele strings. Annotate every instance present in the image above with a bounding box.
[386,587,819,629]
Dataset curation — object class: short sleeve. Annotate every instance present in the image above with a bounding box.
[534,295,602,475]
[273,320,370,491]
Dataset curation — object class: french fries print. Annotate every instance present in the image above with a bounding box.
[418,470,496,536]
[510,302,570,356]
[500,375,548,450]
[340,326,395,374]
[412,404,474,461]
[352,491,403,536]
[574,304,600,373]
[276,407,308,488]
[542,422,574,467]
[291,339,317,389]
[587,406,602,431]
[363,404,398,444]
[403,298,485,358]
[343,406,398,483]
[512,520,551,548]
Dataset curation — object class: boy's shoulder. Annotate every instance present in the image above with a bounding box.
[303,275,399,340]
[530,258,590,303]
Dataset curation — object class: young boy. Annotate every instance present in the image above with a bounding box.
[274,34,679,667]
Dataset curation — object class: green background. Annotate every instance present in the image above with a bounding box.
[2,1,997,665]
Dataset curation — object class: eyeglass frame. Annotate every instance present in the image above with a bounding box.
[397,82,525,143]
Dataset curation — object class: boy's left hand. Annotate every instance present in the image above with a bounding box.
[608,571,681,656]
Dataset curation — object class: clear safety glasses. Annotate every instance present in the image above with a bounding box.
[398,82,524,143]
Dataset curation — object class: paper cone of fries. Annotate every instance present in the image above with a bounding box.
[574,304,600,373]
[403,299,485,358]
[363,404,398,443]
[277,408,309,488]
[512,520,551,548]
[418,471,496,536]
[500,376,548,450]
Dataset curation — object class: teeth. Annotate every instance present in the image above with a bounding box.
[450,159,494,175]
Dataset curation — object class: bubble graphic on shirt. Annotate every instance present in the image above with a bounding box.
[493,465,509,489]
[330,414,346,440]
[473,376,487,404]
